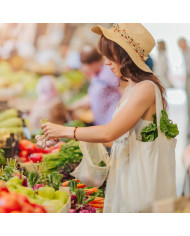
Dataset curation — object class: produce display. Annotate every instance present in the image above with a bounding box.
[0,181,47,213]
[0,59,102,213]
[0,140,105,213]
[42,140,83,176]
[64,180,104,213]
[18,139,65,163]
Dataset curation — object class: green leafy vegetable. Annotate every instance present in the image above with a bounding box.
[26,171,41,188]
[45,172,62,190]
[140,114,158,142]
[75,189,85,204]
[83,196,95,205]
[98,161,106,167]
[68,180,77,194]
[0,158,19,181]
[159,110,179,139]
[42,140,83,173]
[140,110,179,142]
[91,189,105,198]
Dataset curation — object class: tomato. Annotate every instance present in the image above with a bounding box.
[19,150,29,158]
[29,153,43,163]
[19,140,36,152]
[0,181,9,192]
[0,207,7,213]
[1,195,21,212]
[21,204,35,213]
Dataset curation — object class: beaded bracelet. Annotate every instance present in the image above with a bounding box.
[74,126,79,141]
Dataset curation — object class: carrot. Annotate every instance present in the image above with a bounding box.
[83,188,98,195]
[62,179,79,187]
[90,200,104,204]
[77,184,86,189]
[94,197,104,201]
[90,203,104,209]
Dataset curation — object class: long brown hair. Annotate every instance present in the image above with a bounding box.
[98,35,167,109]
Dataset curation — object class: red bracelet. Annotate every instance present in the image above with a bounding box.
[74,126,79,141]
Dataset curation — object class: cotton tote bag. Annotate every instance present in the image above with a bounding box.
[122,82,177,212]
[71,142,110,187]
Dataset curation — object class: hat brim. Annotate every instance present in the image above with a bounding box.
[91,25,153,74]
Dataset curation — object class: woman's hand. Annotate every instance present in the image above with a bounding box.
[41,122,70,139]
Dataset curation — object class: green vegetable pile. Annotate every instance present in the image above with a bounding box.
[140,110,179,142]
[42,140,83,174]
[0,159,19,182]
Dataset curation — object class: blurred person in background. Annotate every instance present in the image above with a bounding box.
[68,45,121,125]
[178,37,190,137]
[29,75,68,131]
[154,40,172,88]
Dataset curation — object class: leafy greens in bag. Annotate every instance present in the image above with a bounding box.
[141,114,158,142]
[160,110,179,139]
[140,110,179,142]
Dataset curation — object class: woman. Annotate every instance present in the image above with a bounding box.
[42,24,177,212]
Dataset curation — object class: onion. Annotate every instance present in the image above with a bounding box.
[45,139,57,148]
[35,135,42,141]
[36,141,43,148]
[79,210,89,213]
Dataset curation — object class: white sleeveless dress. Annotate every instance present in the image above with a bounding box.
[103,91,153,213]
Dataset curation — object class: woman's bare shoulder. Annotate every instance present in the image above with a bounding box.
[131,80,155,100]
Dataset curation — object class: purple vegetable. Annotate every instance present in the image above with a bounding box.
[16,174,28,187]
[33,184,44,191]
[69,209,77,213]
[79,210,89,213]
[89,207,96,213]
[71,195,77,208]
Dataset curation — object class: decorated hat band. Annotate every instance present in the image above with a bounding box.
[112,23,149,61]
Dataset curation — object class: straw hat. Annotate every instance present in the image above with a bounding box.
[91,23,155,73]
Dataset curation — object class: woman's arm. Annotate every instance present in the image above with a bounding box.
[42,82,155,143]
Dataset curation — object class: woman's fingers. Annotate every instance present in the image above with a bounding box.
[41,122,50,130]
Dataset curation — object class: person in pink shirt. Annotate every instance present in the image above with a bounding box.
[68,45,121,125]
